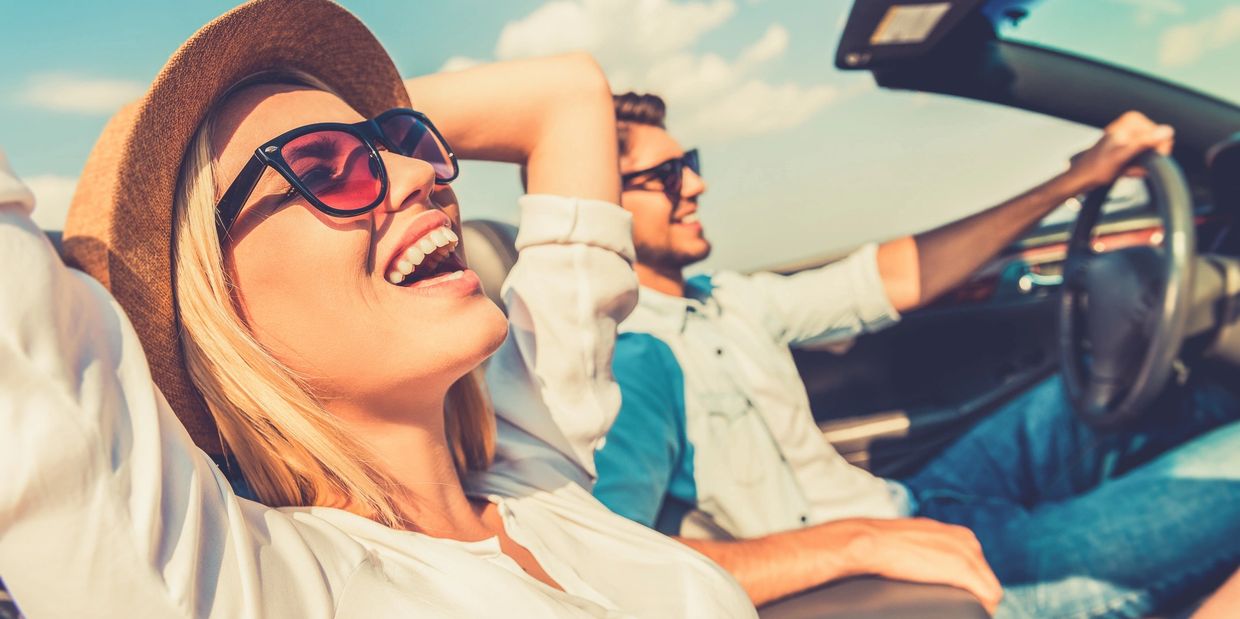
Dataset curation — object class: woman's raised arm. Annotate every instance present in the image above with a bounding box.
[404,53,620,203]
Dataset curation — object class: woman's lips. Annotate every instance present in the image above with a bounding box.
[399,268,482,297]
[387,224,459,284]
[384,210,457,283]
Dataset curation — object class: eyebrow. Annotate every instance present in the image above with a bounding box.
[243,135,343,201]
[283,134,340,162]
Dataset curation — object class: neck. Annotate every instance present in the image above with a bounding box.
[327,390,490,540]
[636,261,686,297]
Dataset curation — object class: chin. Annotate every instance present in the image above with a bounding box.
[676,241,712,267]
[476,299,511,359]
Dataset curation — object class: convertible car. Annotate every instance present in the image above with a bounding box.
[465,0,1240,617]
[6,0,1238,617]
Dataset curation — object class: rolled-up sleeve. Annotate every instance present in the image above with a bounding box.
[719,243,900,348]
[485,194,638,483]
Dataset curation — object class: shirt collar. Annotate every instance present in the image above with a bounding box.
[627,276,719,334]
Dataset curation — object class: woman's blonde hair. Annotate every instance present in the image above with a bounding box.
[171,72,494,526]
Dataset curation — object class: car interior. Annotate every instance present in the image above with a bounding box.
[10,0,1240,617]
[469,0,1240,615]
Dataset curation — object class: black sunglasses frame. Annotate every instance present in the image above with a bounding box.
[215,108,459,235]
[620,148,700,198]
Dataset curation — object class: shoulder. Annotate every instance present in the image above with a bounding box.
[0,207,67,319]
[698,270,778,321]
[698,269,763,299]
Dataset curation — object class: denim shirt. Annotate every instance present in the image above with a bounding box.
[594,244,911,539]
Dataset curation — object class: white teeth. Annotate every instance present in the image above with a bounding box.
[389,225,460,285]
[680,213,700,224]
[405,246,426,266]
[443,270,464,281]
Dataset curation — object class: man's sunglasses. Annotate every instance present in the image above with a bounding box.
[620,149,700,199]
[215,108,458,234]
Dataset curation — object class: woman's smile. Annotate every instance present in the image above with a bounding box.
[382,208,482,297]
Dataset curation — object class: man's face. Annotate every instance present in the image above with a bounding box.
[619,123,710,270]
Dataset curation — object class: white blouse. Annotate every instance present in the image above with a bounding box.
[0,150,755,618]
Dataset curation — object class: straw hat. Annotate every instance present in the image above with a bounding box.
[63,0,410,455]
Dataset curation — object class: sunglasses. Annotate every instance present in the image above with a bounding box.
[215,108,458,234]
[620,149,700,200]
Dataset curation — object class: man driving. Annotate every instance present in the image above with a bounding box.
[592,92,1240,617]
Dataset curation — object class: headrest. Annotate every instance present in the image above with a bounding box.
[461,219,519,313]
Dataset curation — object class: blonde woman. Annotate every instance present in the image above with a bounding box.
[0,0,753,616]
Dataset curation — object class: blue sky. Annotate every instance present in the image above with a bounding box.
[2,0,1237,271]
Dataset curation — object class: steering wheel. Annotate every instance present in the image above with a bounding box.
[1059,152,1196,428]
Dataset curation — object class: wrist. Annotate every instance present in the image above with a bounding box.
[1054,168,1094,197]
[816,519,881,578]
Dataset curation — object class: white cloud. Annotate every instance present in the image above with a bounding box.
[682,80,837,140]
[1159,5,1240,67]
[495,0,735,63]
[17,73,145,115]
[736,24,789,70]
[466,0,838,143]
[25,174,78,230]
[1110,0,1185,26]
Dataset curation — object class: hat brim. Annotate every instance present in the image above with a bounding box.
[63,0,411,455]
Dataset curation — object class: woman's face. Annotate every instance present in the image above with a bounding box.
[210,85,507,417]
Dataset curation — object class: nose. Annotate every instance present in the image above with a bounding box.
[378,149,438,215]
[682,167,707,201]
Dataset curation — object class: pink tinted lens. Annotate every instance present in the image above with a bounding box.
[379,114,454,180]
[283,130,382,211]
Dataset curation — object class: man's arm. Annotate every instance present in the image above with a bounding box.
[676,518,1003,613]
[877,111,1176,312]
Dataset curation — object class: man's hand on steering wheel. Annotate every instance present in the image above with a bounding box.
[1065,111,1176,192]
[1058,111,1198,428]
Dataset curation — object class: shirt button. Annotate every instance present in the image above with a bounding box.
[801,516,809,524]
[715,348,724,356]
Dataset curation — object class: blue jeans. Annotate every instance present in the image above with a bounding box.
[902,376,1240,619]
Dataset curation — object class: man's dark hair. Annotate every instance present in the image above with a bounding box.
[613,92,666,154]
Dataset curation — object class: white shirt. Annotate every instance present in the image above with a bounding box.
[0,151,754,618]
[603,249,911,539]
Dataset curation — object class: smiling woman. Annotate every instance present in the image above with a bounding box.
[0,0,755,616]
[173,78,500,525]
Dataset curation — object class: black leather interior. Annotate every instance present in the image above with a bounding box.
[758,578,988,619]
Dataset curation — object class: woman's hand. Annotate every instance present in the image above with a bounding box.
[405,53,620,204]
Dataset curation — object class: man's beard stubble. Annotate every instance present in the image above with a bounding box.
[634,239,712,271]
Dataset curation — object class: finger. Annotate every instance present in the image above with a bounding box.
[1153,127,1176,156]
[1146,125,1174,150]
[1111,110,1154,133]
[953,559,1003,614]
[1118,125,1175,163]
[962,560,1003,614]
